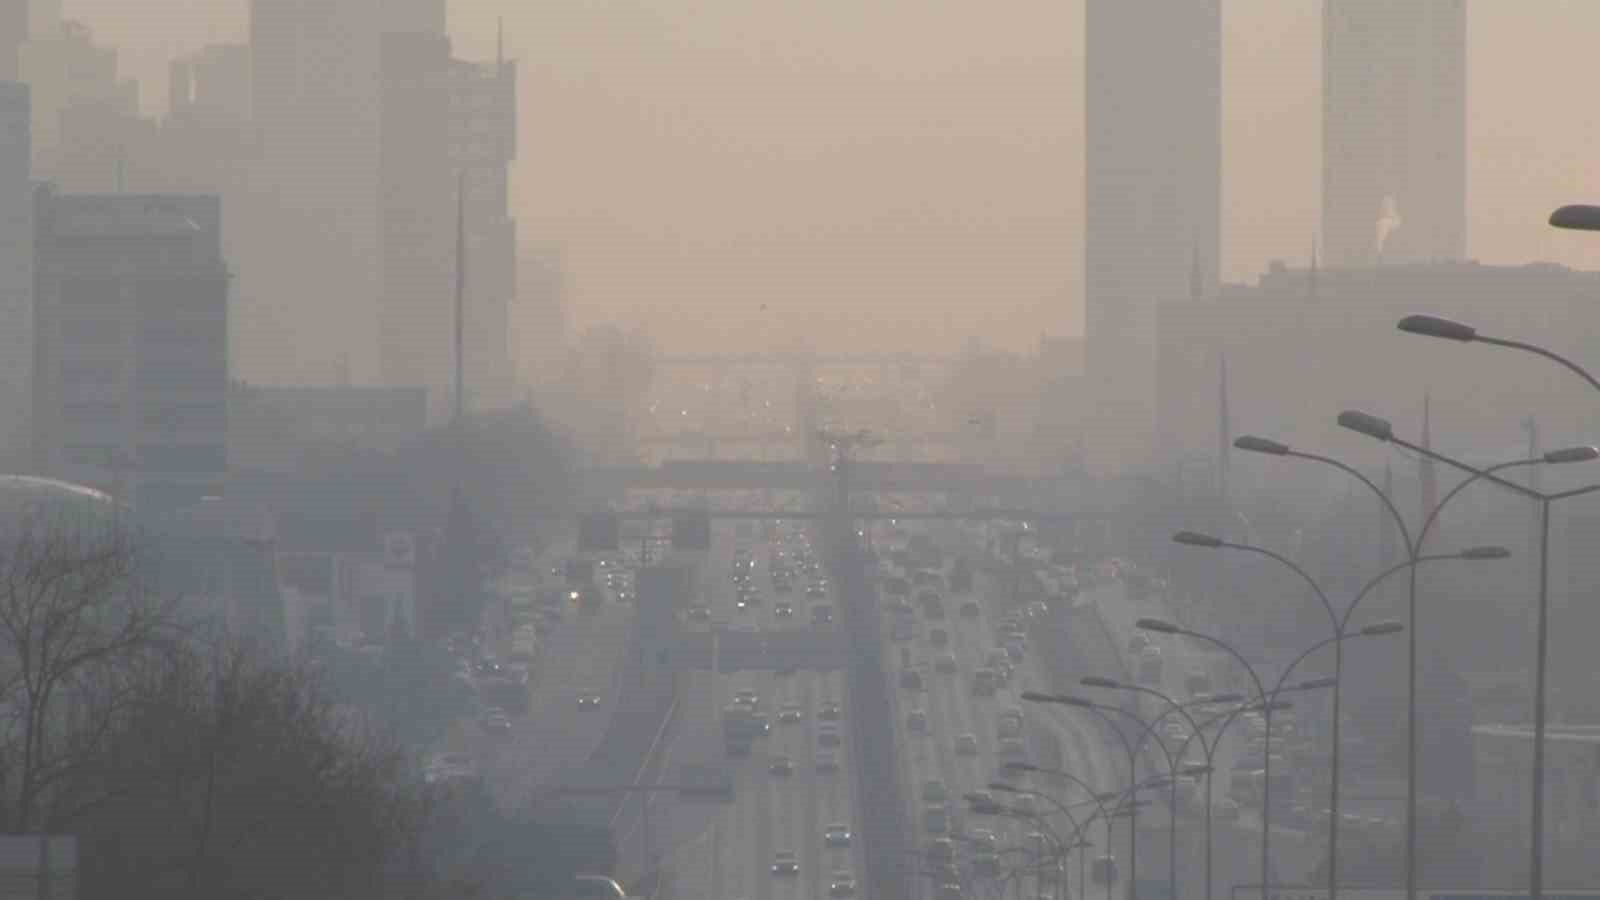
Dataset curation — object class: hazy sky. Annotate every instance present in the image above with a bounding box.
[63,0,1600,354]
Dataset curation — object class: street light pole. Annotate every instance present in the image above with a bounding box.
[1172,524,1508,900]
[1235,432,1582,900]
[1339,400,1600,900]
[1133,618,1399,900]
[1079,682,1246,900]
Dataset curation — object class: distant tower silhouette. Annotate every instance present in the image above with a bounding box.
[1084,0,1220,470]
[1323,1,1466,268]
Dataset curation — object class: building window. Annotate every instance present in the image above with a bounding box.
[62,363,120,385]
[64,402,122,425]
[136,444,225,473]
[62,319,122,343]
[137,363,225,391]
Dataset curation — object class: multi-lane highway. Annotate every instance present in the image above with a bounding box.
[652,521,867,900]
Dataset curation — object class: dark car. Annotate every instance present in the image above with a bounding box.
[576,693,602,709]
[959,600,982,619]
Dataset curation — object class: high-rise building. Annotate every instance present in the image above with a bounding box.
[0,83,31,471]
[248,0,381,386]
[449,46,518,410]
[32,190,230,512]
[1,2,22,80]
[1083,0,1220,471]
[1323,0,1467,267]
[378,29,453,419]
[17,15,140,180]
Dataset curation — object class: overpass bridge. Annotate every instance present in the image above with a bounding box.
[581,459,1072,499]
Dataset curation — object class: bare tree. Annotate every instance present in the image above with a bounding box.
[0,512,179,833]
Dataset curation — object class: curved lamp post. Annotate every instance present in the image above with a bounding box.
[989,782,1090,900]
[1001,762,1123,900]
[1237,430,1588,900]
[1172,527,1507,900]
[1340,402,1600,900]
[1134,617,1402,899]
[1080,680,1248,900]
[1018,694,1186,900]
[1078,682,1234,900]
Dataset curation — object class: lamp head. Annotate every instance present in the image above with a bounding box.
[1459,545,1511,560]
[1234,435,1290,456]
[1397,314,1478,342]
[1004,761,1039,774]
[988,782,1021,794]
[1292,677,1339,691]
[1197,692,1246,705]
[1136,617,1180,634]
[1544,445,1600,464]
[1359,620,1405,636]
[1080,676,1123,690]
[1021,691,1055,704]
[1337,410,1394,442]
[1172,530,1224,549]
[1549,204,1600,231]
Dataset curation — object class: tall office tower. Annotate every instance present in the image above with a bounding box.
[2,2,22,79]
[0,83,30,471]
[248,0,381,386]
[1083,0,1220,471]
[378,29,453,419]
[385,0,445,35]
[449,45,518,410]
[33,191,230,511]
[1323,0,1466,267]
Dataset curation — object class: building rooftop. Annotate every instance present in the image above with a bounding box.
[1472,723,1600,745]
[48,195,211,238]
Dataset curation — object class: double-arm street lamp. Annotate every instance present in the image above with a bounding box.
[1234,430,1589,900]
[1133,616,1401,900]
[1078,681,1262,900]
[1338,385,1600,900]
[1170,525,1508,900]
[1019,692,1186,900]
[988,781,1096,900]
[999,764,1163,900]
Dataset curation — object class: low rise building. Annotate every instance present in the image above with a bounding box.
[1472,722,1600,884]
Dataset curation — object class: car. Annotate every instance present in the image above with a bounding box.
[926,863,961,886]
[815,751,840,774]
[899,668,925,691]
[778,704,803,724]
[774,580,793,594]
[823,823,852,848]
[935,882,964,900]
[924,838,956,863]
[481,713,512,736]
[1011,794,1038,817]
[971,669,999,698]
[806,585,827,599]
[733,690,761,710]
[828,872,857,897]
[1004,641,1025,663]
[971,852,1000,878]
[922,779,949,804]
[576,693,602,709]
[772,851,799,876]
[929,627,950,648]
[818,726,842,747]
[959,600,982,619]
[966,827,998,849]
[1127,633,1151,654]
[811,604,835,625]
[769,755,795,777]
[955,733,979,756]
[775,602,795,618]
[907,710,929,735]
[934,653,959,674]
[966,791,1003,815]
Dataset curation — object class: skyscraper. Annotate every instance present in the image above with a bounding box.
[1323,0,1467,268]
[248,0,381,386]
[1083,0,1220,471]
[0,82,31,471]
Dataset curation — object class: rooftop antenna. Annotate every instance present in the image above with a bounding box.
[1308,233,1319,299]
[496,17,504,68]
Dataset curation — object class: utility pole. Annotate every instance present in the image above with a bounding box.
[454,169,466,424]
